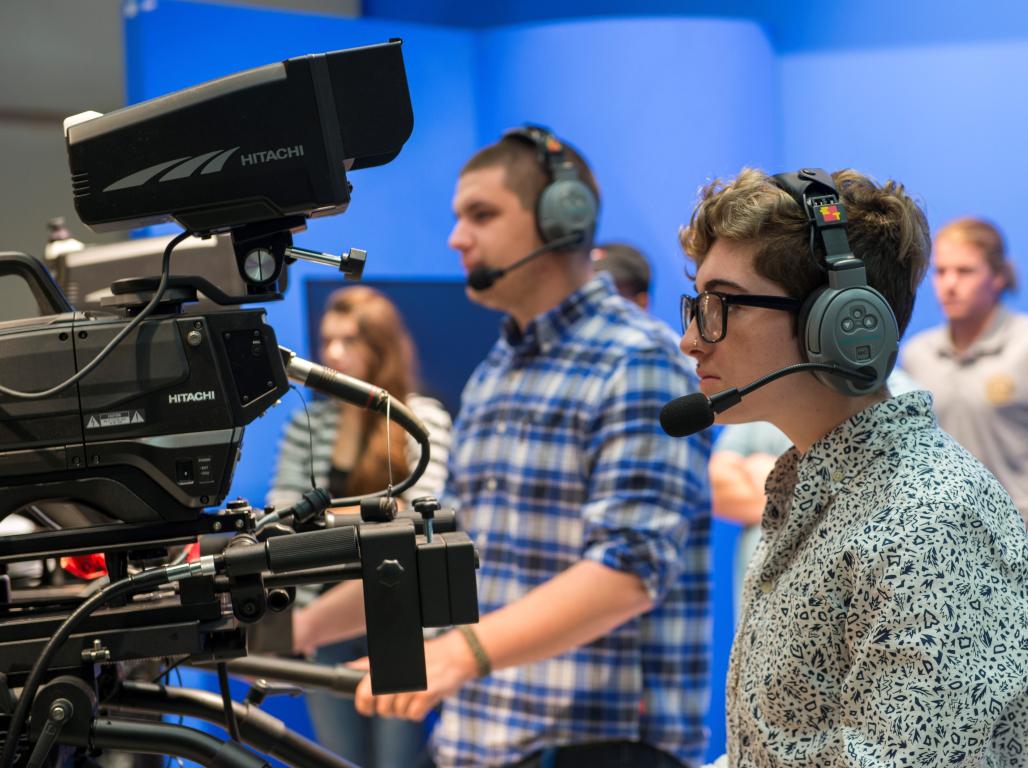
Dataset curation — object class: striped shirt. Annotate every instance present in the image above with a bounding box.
[433,273,712,768]
[267,393,452,510]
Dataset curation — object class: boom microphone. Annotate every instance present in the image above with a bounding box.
[659,390,740,438]
[660,362,876,438]
[466,232,583,290]
[279,347,428,443]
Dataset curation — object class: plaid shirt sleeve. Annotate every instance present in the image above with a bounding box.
[580,346,710,603]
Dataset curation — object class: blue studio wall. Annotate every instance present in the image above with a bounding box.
[778,38,1028,336]
[472,17,776,324]
[122,1,1028,763]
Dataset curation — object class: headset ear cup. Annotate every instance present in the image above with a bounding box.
[537,179,597,245]
[804,286,898,395]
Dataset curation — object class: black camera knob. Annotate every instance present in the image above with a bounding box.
[360,496,397,523]
[412,496,440,515]
[412,496,440,542]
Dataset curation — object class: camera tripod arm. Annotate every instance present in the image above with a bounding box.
[111,680,357,768]
[196,654,364,697]
[88,717,269,768]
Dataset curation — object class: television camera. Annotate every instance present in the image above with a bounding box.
[0,40,478,767]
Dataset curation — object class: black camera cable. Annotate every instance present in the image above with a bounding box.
[291,385,318,491]
[0,555,218,767]
[0,229,189,400]
[216,662,242,743]
[3,523,365,765]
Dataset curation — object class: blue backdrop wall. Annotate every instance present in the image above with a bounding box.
[121,1,1028,763]
[778,38,1028,336]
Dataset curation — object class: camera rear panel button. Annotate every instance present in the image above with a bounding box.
[175,459,196,485]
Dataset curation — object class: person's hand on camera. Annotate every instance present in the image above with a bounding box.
[352,629,478,720]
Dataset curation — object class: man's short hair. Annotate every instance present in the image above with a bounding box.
[679,167,931,337]
[460,132,601,218]
[592,242,651,296]
[936,217,1017,294]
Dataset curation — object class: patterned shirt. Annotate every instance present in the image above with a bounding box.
[433,273,712,768]
[727,391,1028,767]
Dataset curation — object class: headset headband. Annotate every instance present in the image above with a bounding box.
[499,124,597,247]
[771,167,899,395]
[772,168,854,269]
[503,124,580,183]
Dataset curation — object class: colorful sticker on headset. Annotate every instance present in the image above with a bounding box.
[816,203,846,224]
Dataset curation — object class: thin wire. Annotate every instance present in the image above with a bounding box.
[150,654,193,684]
[290,384,317,489]
[385,394,394,498]
[0,229,190,399]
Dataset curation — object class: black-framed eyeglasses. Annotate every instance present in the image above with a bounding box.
[680,291,803,343]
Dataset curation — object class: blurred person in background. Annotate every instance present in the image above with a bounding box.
[354,127,712,768]
[903,217,1028,525]
[591,241,651,309]
[269,285,451,767]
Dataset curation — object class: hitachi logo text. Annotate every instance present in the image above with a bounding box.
[240,145,305,166]
[169,391,216,404]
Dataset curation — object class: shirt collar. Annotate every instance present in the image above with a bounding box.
[807,389,935,487]
[500,272,618,354]
[764,390,937,527]
[937,305,1011,360]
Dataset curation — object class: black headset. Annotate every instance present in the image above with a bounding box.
[772,168,898,395]
[503,125,598,247]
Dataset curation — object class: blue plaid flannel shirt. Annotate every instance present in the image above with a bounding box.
[433,273,712,767]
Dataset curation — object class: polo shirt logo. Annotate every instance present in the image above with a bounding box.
[984,373,1016,405]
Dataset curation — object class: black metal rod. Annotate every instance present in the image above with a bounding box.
[201,654,364,697]
[0,512,249,563]
[111,681,357,768]
[213,563,363,593]
[89,717,269,768]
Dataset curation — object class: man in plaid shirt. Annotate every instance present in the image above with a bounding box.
[355,128,712,767]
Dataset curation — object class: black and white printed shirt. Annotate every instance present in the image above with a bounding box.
[727,390,1028,767]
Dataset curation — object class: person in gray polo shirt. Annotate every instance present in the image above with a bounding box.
[902,217,1028,525]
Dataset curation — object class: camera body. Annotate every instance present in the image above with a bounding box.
[0,293,288,523]
[0,40,481,765]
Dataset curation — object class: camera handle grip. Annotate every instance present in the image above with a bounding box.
[222,526,360,577]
